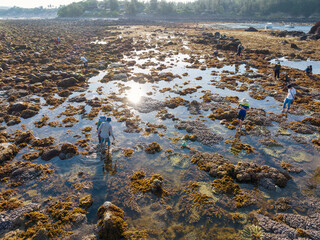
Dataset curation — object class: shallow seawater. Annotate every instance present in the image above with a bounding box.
[5,44,320,238]
[271,57,320,74]
[204,22,312,33]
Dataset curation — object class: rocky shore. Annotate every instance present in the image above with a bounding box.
[0,19,319,239]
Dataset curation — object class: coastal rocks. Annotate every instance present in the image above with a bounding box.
[255,213,297,239]
[129,171,168,197]
[175,121,223,146]
[57,77,78,88]
[14,131,35,145]
[79,195,93,209]
[256,212,320,240]
[0,203,40,235]
[309,20,320,35]
[245,27,258,32]
[41,143,78,161]
[31,137,55,147]
[41,148,60,161]
[7,102,28,114]
[145,142,162,154]
[0,143,19,164]
[97,201,127,240]
[191,152,291,190]
[165,97,189,109]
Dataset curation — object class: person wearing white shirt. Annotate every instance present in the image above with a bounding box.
[97,117,115,154]
[80,56,88,68]
[282,84,296,113]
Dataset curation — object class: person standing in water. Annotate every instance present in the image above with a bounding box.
[237,98,249,130]
[282,84,296,114]
[97,116,107,149]
[274,62,281,80]
[98,117,115,154]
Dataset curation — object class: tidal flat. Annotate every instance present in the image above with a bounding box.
[0,19,320,240]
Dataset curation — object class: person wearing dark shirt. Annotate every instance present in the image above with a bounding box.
[237,98,249,129]
[274,62,281,80]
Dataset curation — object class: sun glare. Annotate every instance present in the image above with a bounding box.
[126,84,144,104]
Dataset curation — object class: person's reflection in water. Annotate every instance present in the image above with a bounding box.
[230,130,245,156]
[102,153,117,175]
[235,64,239,73]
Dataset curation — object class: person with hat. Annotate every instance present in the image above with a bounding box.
[97,116,107,146]
[98,117,115,154]
[237,98,249,129]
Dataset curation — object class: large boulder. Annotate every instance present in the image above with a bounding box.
[309,20,320,34]
[97,202,127,240]
[57,77,77,88]
[8,102,28,114]
[41,148,60,161]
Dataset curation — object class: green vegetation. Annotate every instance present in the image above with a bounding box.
[56,0,320,18]
[0,7,57,18]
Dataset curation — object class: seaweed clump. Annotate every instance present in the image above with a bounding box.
[129,171,168,197]
[144,142,162,154]
[240,224,264,240]
[123,148,134,157]
[97,202,128,240]
[212,176,240,195]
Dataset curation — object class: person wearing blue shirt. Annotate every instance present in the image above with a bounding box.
[237,98,249,129]
[305,65,312,76]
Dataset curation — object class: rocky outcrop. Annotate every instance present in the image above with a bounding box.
[0,203,40,235]
[41,143,78,161]
[309,20,320,34]
[175,121,223,146]
[192,152,291,190]
[256,212,320,240]
[97,202,127,240]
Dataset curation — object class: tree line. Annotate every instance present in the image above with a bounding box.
[56,0,320,18]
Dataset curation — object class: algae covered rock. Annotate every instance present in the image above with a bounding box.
[40,148,60,161]
[145,142,162,154]
[0,143,19,164]
[79,195,93,209]
[60,143,77,154]
[97,201,127,240]
[0,203,40,235]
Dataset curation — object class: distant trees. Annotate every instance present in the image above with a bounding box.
[0,6,57,18]
[56,0,320,18]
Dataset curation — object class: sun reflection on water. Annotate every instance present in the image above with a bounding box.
[125,83,145,104]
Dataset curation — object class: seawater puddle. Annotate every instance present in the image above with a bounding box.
[271,57,320,74]
[4,42,320,238]
[204,23,312,33]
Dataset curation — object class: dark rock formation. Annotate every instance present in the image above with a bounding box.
[245,27,258,32]
[309,20,320,34]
